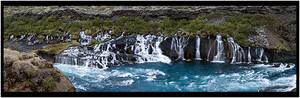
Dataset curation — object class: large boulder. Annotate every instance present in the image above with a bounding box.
[4,48,75,92]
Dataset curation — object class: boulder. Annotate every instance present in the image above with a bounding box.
[4,48,75,92]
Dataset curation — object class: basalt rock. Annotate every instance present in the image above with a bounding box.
[8,6,296,20]
[4,48,75,92]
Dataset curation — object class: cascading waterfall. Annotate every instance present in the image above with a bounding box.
[212,34,225,63]
[254,48,268,63]
[195,36,201,60]
[207,36,212,61]
[152,36,172,63]
[227,37,245,64]
[95,32,111,41]
[55,34,171,69]
[264,56,269,63]
[55,47,80,65]
[134,35,171,63]
[27,35,33,41]
[9,35,14,40]
[54,31,273,70]
[259,48,264,62]
[134,35,150,63]
[20,35,25,40]
[248,47,251,64]
[256,48,264,62]
[79,31,92,46]
[171,36,189,60]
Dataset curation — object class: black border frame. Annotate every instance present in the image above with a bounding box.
[1,1,299,97]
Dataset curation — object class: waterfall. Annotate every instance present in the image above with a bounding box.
[171,36,189,60]
[84,58,90,67]
[134,35,171,63]
[259,48,264,62]
[264,55,269,63]
[27,35,33,41]
[152,36,172,63]
[254,48,268,63]
[20,35,25,40]
[212,34,225,63]
[9,35,14,40]
[79,31,92,46]
[54,32,272,69]
[207,36,212,61]
[256,48,264,62]
[195,36,201,60]
[74,58,78,65]
[95,32,111,41]
[46,35,49,43]
[248,47,251,64]
[55,34,171,69]
[227,37,245,64]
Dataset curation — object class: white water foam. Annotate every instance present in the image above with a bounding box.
[212,34,225,63]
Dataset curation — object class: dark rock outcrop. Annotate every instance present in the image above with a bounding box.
[8,6,296,20]
[4,48,75,92]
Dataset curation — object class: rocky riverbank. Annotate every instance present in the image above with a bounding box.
[3,48,75,92]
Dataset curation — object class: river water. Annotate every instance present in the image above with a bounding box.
[54,61,296,92]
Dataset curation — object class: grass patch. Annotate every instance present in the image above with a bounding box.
[89,39,103,47]
[274,40,290,52]
[40,43,69,55]
[39,40,79,55]
[42,77,56,91]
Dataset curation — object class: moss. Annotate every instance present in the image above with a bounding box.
[70,40,80,46]
[274,40,290,52]
[89,39,103,47]
[39,40,80,55]
[25,68,36,78]
[42,77,56,91]
[40,43,69,55]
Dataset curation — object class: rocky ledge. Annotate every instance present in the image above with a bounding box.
[6,6,296,19]
[3,48,75,92]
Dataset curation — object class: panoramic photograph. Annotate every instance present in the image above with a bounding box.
[2,5,297,94]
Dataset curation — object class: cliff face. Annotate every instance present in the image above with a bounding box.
[3,48,75,92]
[4,6,296,18]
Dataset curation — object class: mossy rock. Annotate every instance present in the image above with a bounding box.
[39,43,69,55]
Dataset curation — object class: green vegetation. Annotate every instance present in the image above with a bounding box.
[90,39,103,46]
[274,39,290,52]
[40,43,69,55]
[25,68,37,78]
[39,40,79,55]
[42,77,56,91]
[4,12,278,47]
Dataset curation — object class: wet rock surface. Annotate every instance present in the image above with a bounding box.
[4,48,75,92]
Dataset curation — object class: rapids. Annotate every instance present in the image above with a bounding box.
[54,62,296,92]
